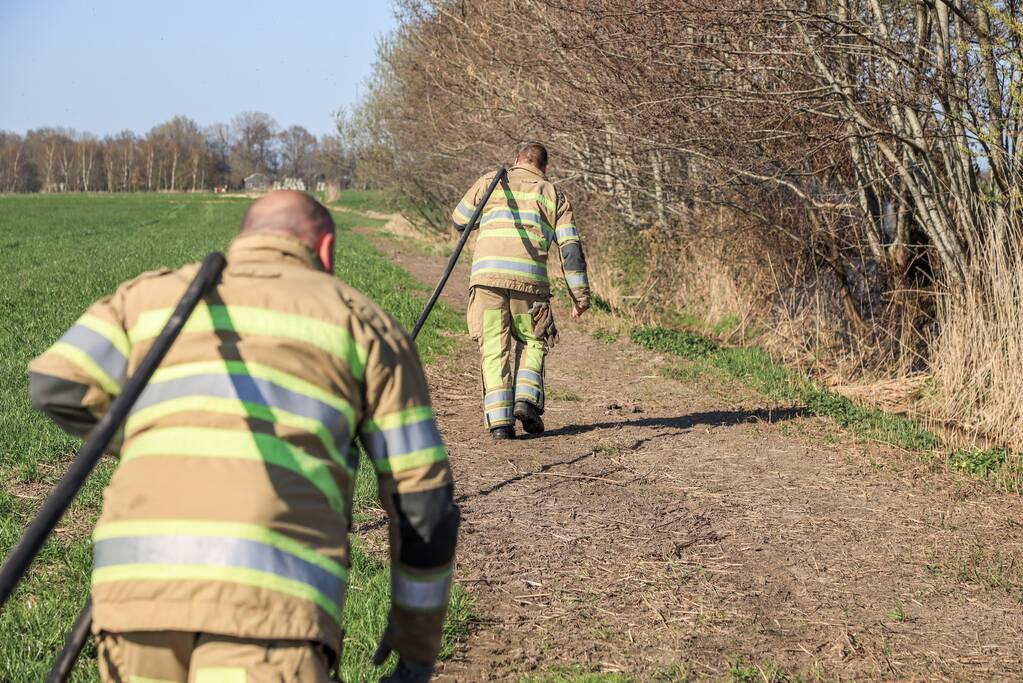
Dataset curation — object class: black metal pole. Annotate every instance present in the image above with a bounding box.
[410,166,507,340]
[46,598,92,683]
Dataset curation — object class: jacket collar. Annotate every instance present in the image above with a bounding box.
[511,163,547,180]
[226,232,322,271]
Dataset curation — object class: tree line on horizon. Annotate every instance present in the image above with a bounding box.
[0,111,356,193]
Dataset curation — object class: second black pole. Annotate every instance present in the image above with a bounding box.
[411,166,506,340]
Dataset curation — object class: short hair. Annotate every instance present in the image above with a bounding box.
[517,142,548,169]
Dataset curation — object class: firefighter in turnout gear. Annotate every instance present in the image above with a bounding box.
[28,191,458,683]
[452,143,591,439]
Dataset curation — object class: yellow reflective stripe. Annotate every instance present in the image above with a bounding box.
[373,445,448,474]
[122,427,346,513]
[149,360,355,423]
[476,228,549,250]
[49,342,121,395]
[129,676,178,683]
[362,405,434,433]
[125,396,348,470]
[78,313,131,357]
[195,669,246,683]
[92,563,343,624]
[476,255,543,267]
[497,189,555,212]
[128,305,368,380]
[93,519,346,578]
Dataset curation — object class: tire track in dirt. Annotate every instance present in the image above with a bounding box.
[358,224,1023,681]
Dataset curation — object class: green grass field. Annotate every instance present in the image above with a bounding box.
[0,191,466,682]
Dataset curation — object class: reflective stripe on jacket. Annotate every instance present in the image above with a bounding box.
[27,232,459,664]
[452,164,591,306]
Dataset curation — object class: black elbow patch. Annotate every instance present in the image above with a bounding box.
[28,372,96,436]
[561,242,586,272]
[393,485,460,569]
[453,221,468,232]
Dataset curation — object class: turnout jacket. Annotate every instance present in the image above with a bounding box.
[28,233,459,664]
[452,163,591,307]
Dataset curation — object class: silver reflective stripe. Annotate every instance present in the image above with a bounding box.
[93,535,344,600]
[454,201,474,221]
[556,225,580,242]
[515,385,542,403]
[484,389,513,404]
[392,569,451,611]
[471,259,547,278]
[486,407,514,423]
[361,419,443,461]
[133,373,349,442]
[60,325,128,384]
[516,369,543,386]
[565,272,589,289]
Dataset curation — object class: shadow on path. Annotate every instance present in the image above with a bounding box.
[530,406,810,440]
[455,451,593,503]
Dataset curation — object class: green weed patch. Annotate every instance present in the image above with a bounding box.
[631,327,719,359]
[947,447,1008,477]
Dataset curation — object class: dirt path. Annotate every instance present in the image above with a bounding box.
[360,226,1023,682]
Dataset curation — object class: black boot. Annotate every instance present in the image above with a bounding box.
[490,425,516,440]
[513,401,544,434]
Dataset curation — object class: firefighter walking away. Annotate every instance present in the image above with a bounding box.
[29,191,459,682]
[452,143,591,439]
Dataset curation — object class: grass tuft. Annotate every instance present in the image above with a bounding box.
[727,660,797,683]
[519,666,634,682]
[547,387,582,402]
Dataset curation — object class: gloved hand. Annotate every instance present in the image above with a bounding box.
[571,298,589,319]
[529,301,559,350]
[373,640,435,683]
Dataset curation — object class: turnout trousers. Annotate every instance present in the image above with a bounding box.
[467,285,546,429]
[96,631,334,683]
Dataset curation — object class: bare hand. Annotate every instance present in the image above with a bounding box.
[571,303,587,319]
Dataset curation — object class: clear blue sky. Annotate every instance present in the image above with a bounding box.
[0,1,397,138]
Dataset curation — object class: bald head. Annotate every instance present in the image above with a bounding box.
[240,190,335,247]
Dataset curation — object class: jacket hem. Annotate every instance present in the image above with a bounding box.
[92,600,342,651]
[469,276,550,298]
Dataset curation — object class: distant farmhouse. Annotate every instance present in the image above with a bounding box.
[243,174,307,192]
[273,177,306,191]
